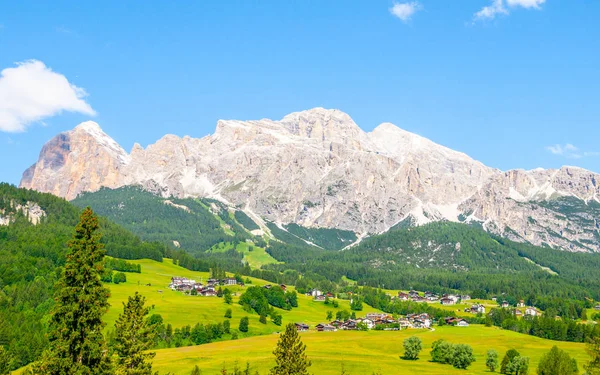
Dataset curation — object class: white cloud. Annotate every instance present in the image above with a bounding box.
[473,0,546,22]
[506,0,546,9]
[389,2,422,23]
[545,143,599,159]
[0,60,96,132]
[474,0,508,21]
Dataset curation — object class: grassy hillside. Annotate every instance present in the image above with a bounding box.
[150,326,589,375]
[105,258,372,336]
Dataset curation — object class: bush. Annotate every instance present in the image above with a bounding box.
[113,272,127,284]
[451,344,476,370]
[402,336,422,360]
[239,317,249,333]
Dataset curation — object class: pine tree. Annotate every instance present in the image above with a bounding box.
[190,365,201,375]
[269,323,311,375]
[33,207,112,375]
[0,346,11,375]
[114,291,156,375]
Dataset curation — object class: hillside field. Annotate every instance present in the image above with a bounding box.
[104,258,375,337]
[151,326,588,375]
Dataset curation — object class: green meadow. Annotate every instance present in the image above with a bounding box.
[151,326,588,375]
[16,258,591,374]
[105,258,371,337]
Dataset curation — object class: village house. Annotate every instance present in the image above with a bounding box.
[398,319,412,329]
[456,319,470,327]
[360,318,375,330]
[515,309,523,316]
[501,301,510,308]
[412,295,427,303]
[427,295,440,302]
[365,313,387,321]
[397,292,410,301]
[517,300,525,307]
[594,305,600,311]
[443,294,459,303]
[525,307,540,317]
[314,295,326,302]
[280,284,287,291]
[460,295,471,301]
[470,304,486,314]
[409,290,420,298]
[295,323,309,332]
[316,323,337,332]
[441,297,456,306]
[223,278,237,286]
[308,289,322,298]
[341,320,358,330]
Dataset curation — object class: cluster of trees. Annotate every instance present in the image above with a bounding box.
[0,185,168,370]
[73,187,240,252]
[105,258,142,273]
[238,286,298,326]
[430,339,476,370]
[25,207,162,375]
[264,221,600,304]
[487,308,600,343]
[401,336,476,370]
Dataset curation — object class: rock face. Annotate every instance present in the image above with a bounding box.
[0,201,45,226]
[20,108,600,252]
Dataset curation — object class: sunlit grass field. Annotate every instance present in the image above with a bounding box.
[151,325,588,375]
[105,258,374,337]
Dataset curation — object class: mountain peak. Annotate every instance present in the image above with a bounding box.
[74,120,103,133]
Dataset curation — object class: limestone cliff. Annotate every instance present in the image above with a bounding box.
[20,108,600,252]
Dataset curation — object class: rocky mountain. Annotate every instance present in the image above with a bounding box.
[20,108,600,252]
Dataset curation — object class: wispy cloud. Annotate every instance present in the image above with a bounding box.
[473,0,546,22]
[545,143,599,159]
[0,60,96,132]
[389,2,423,23]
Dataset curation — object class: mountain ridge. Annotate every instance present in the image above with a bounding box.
[20,108,600,252]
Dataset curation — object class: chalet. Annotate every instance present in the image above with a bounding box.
[307,289,322,298]
[398,319,411,329]
[412,296,427,303]
[207,278,218,286]
[515,309,523,316]
[295,323,309,332]
[169,277,198,291]
[200,288,217,297]
[517,300,525,308]
[314,295,326,302]
[501,301,510,308]
[263,284,272,289]
[341,320,358,330]
[366,313,387,321]
[397,292,410,301]
[445,317,460,325]
[223,278,237,286]
[409,290,420,298]
[326,292,335,298]
[594,305,600,311]
[441,297,455,306]
[280,284,287,291]
[316,323,336,332]
[456,320,470,327]
[330,320,344,328]
[460,295,471,301]
[470,304,486,314]
[361,318,375,330]
[492,297,497,302]
[525,307,540,317]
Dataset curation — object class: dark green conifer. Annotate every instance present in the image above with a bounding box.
[114,292,156,375]
[269,323,311,375]
[33,207,112,375]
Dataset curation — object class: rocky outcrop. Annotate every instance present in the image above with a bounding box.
[20,108,600,252]
[0,201,45,226]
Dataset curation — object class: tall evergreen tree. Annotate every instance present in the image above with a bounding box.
[0,346,11,375]
[114,292,156,375]
[33,207,112,375]
[269,323,311,375]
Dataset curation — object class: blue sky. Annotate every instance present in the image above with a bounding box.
[1,0,599,185]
